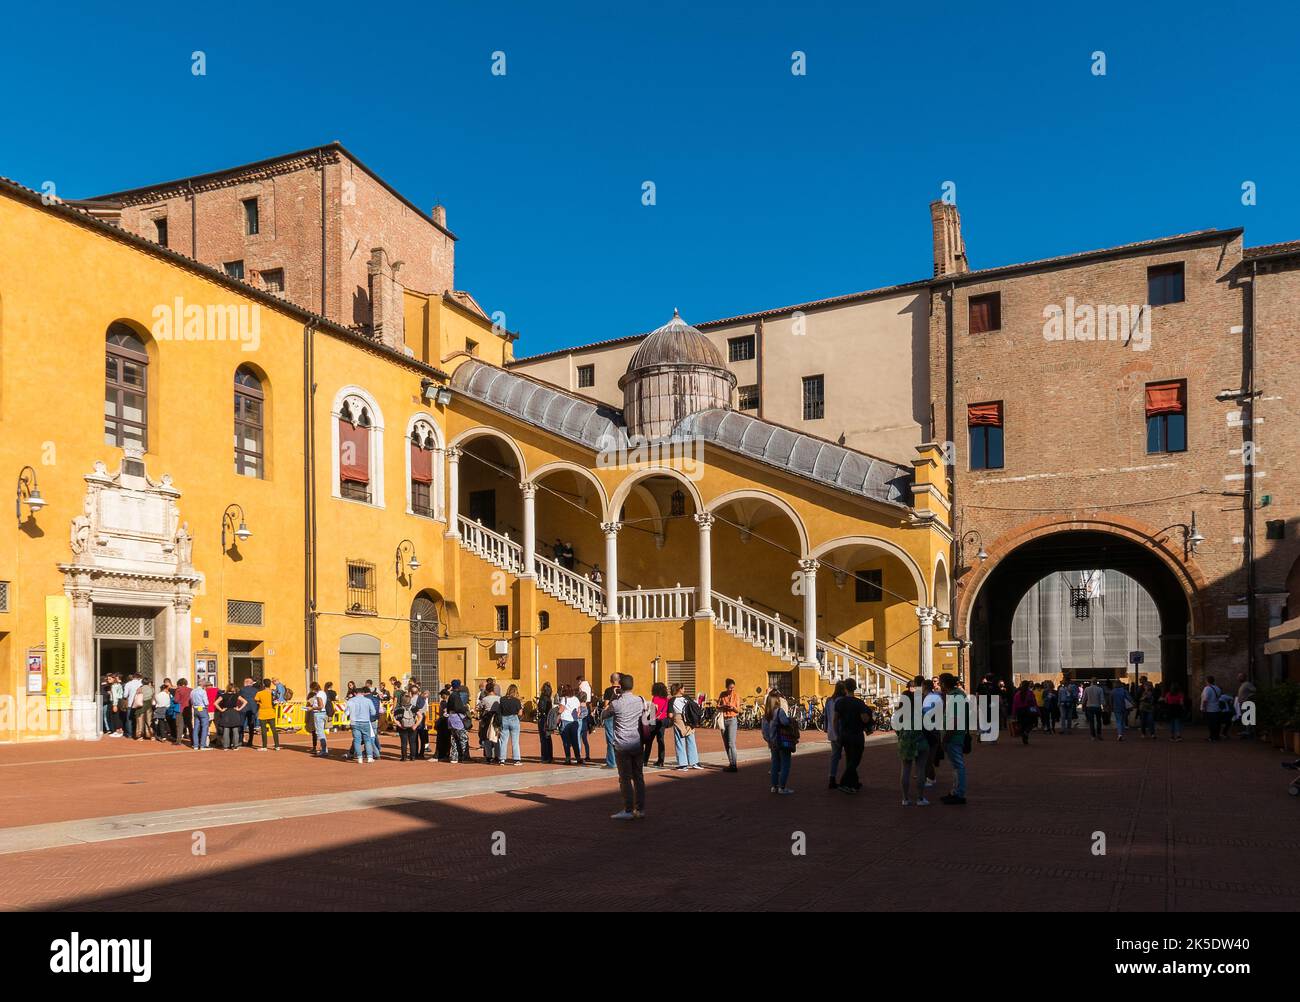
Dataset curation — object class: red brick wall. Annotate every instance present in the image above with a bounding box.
[932,234,1257,687]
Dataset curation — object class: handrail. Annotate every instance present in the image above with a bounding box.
[618,585,696,621]
[458,515,522,573]
[710,592,801,663]
[533,552,605,617]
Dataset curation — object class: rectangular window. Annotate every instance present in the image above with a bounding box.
[495,605,509,631]
[105,334,148,451]
[1145,380,1187,454]
[968,401,1005,470]
[224,260,245,280]
[1266,519,1285,541]
[234,382,264,478]
[1148,263,1184,307]
[154,218,168,247]
[261,269,284,294]
[346,561,377,615]
[243,198,260,236]
[667,661,697,697]
[226,599,264,626]
[968,292,1001,334]
[576,364,595,388]
[466,338,479,356]
[802,374,825,421]
[339,418,371,501]
[737,384,760,411]
[728,335,755,362]
[854,569,883,603]
[410,437,434,518]
[0,581,9,613]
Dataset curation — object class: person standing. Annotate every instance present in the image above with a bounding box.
[1163,683,1186,741]
[1235,673,1257,740]
[323,682,340,736]
[1137,681,1157,739]
[1082,678,1105,741]
[939,673,970,805]
[305,684,328,757]
[557,684,582,764]
[152,680,172,742]
[214,684,245,751]
[1011,680,1038,746]
[346,686,377,763]
[133,677,154,740]
[761,690,796,795]
[643,682,669,768]
[254,678,280,751]
[824,681,846,790]
[1041,680,1058,735]
[1059,678,1078,734]
[239,677,260,746]
[668,683,702,770]
[896,686,929,806]
[122,673,142,738]
[1109,681,1131,741]
[1200,675,1224,741]
[600,673,621,770]
[446,679,471,763]
[577,690,593,762]
[717,678,741,773]
[497,684,523,765]
[174,677,193,745]
[603,673,653,819]
[394,689,420,761]
[190,683,211,751]
[834,679,871,794]
[535,682,554,763]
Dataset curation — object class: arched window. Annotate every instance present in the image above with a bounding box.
[409,418,438,518]
[339,396,374,503]
[234,366,264,478]
[105,323,148,450]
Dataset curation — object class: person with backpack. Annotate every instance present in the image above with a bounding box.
[761,689,796,794]
[556,684,583,764]
[939,673,970,805]
[393,689,416,761]
[1137,681,1157,739]
[536,682,555,763]
[306,683,328,757]
[446,679,471,763]
[603,673,654,819]
[834,679,872,793]
[600,673,622,770]
[669,683,702,770]
[1200,675,1225,741]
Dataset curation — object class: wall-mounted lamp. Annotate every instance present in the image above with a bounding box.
[395,538,420,577]
[421,378,454,407]
[222,503,252,553]
[16,465,46,526]
[959,529,987,567]
[1186,511,1205,555]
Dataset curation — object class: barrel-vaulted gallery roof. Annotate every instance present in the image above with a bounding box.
[451,359,912,507]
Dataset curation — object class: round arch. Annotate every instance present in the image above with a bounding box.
[405,411,446,521]
[705,488,810,557]
[450,426,528,480]
[809,535,929,606]
[608,466,705,522]
[933,552,951,613]
[530,460,610,520]
[956,515,1207,640]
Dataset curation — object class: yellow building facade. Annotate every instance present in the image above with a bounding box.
[0,178,951,742]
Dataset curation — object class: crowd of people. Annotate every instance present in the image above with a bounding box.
[99,672,289,748]
[973,672,1258,745]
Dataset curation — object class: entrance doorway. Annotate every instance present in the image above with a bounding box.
[556,658,585,693]
[93,605,157,682]
[228,640,264,687]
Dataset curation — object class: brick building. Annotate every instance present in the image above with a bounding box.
[929,202,1300,692]
[82,142,457,334]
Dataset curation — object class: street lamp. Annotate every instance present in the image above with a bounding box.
[16,465,46,526]
[395,538,420,577]
[222,503,252,553]
[959,529,987,568]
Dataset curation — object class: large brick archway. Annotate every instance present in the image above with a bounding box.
[956,515,1210,686]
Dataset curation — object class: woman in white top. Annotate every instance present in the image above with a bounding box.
[557,685,583,764]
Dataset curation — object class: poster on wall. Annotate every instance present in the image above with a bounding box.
[194,655,218,689]
[26,650,44,694]
[45,595,71,711]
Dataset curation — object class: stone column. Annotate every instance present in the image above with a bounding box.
[602,521,621,621]
[174,592,194,686]
[445,447,462,538]
[68,580,97,741]
[917,605,936,679]
[799,558,819,666]
[694,512,714,618]
[520,481,537,578]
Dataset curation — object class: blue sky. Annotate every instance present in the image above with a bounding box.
[4,1,1298,354]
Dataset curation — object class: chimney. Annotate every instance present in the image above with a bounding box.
[367,247,406,351]
[930,200,968,277]
[431,204,447,229]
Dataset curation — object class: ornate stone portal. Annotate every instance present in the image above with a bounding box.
[58,450,203,740]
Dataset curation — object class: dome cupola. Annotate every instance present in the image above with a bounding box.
[619,310,737,440]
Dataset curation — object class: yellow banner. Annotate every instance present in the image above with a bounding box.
[45,595,71,711]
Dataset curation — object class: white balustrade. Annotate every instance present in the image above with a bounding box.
[533,553,605,618]
[457,515,522,574]
[617,586,696,622]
